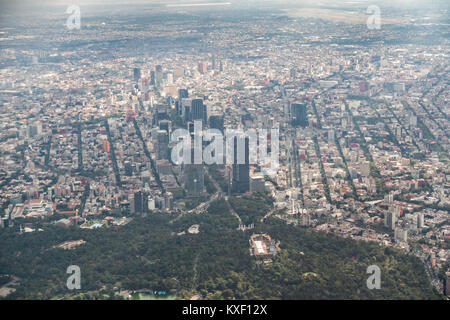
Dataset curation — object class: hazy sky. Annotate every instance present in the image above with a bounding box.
[0,0,447,16]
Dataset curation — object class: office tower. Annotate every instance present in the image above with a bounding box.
[198,62,207,74]
[133,191,148,214]
[166,95,175,106]
[133,191,142,214]
[417,212,424,228]
[290,103,308,127]
[156,130,169,160]
[164,193,173,210]
[27,123,41,138]
[155,65,163,88]
[203,104,207,124]
[133,67,141,83]
[120,201,130,215]
[191,98,207,123]
[209,114,224,134]
[179,98,191,121]
[178,88,189,99]
[183,160,205,197]
[211,54,216,70]
[187,122,195,135]
[232,136,250,194]
[384,211,396,230]
[159,120,171,134]
[150,71,155,85]
[152,105,170,125]
[219,61,223,72]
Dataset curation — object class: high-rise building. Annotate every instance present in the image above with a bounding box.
[198,62,207,74]
[209,114,224,133]
[178,88,189,99]
[191,99,207,123]
[133,191,146,214]
[290,103,308,127]
[183,163,205,197]
[417,212,424,228]
[155,65,163,88]
[27,122,42,138]
[232,136,250,194]
[133,68,141,83]
[159,120,171,134]
[150,71,155,85]
[156,130,169,160]
[384,211,396,230]
[211,54,216,70]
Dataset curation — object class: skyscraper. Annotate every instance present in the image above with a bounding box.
[290,103,308,127]
[417,212,424,228]
[191,99,207,124]
[150,71,155,85]
[133,67,141,83]
[159,120,171,134]
[232,136,250,194]
[211,54,216,70]
[183,164,205,197]
[133,191,148,214]
[209,114,224,134]
[156,130,169,160]
[155,65,163,88]
[384,211,396,230]
[198,62,207,74]
[178,88,189,99]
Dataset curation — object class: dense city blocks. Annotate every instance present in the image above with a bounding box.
[0,0,448,302]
